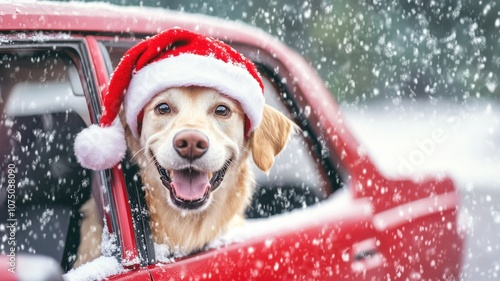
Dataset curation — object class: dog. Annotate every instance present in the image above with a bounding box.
[73,86,295,267]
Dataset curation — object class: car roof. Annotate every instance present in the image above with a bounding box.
[1,1,272,44]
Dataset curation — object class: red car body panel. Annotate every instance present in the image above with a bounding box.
[149,200,383,280]
[0,2,463,280]
[107,268,151,281]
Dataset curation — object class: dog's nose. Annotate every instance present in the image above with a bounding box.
[173,130,209,160]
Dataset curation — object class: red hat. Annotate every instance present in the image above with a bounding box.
[74,28,265,170]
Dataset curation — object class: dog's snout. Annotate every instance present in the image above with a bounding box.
[173,130,209,160]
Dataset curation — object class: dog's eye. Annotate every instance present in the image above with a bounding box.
[155,103,171,115]
[215,105,230,117]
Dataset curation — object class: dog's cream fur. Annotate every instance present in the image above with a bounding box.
[74,86,294,267]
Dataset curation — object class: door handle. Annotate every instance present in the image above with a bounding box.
[351,238,383,272]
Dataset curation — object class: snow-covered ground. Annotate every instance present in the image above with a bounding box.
[343,100,500,281]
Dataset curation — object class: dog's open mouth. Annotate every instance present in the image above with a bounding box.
[152,152,230,210]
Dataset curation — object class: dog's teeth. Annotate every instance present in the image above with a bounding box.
[169,170,174,179]
[208,172,213,180]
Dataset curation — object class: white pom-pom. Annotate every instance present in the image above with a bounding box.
[74,121,127,170]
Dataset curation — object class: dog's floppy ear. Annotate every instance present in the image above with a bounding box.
[250,104,296,173]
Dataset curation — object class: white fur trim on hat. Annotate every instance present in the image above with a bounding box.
[74,119,127,170]
[125,53,264,138]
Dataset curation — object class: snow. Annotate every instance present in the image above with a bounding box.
[343,101,500,183]
[0,31,71,43]
[63,222,122,281]
[154,243,176,263]
[101,223,118,257]
[154,243,188,263]
[209,189,356,248]
[63,256,123,281]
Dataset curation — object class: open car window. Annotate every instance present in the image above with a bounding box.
[246,76,329,218]
[100,41,337,220]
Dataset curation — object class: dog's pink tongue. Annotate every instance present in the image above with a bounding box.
[171,170,210,201]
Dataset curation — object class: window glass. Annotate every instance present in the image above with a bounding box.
[246,76,328,218]
[0,48,92,271]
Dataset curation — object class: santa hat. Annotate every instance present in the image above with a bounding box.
[74,28,265,170]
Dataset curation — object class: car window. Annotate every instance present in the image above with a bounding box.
[0,47,93,271]
[100,41,335,219]
[246,76,328,217]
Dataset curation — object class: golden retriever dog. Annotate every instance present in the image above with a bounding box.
[73,86,295,267]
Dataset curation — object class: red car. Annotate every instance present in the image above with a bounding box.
[0,2,463,280]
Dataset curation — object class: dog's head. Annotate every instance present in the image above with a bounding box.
[133,86,294,212]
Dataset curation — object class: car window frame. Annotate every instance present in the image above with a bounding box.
[95,38,157,267]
